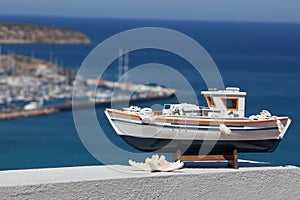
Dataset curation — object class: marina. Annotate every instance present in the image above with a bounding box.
[0,88,175,120]
[0,53,176,120]
[0,81,175,120]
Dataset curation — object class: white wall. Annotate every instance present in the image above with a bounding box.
[0,165,299,199]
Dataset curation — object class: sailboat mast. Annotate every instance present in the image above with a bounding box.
[124,51,129,82]
[0,46,1,70]
[118,48,123,81]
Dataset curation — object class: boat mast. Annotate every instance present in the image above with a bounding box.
[0,46,1,70]
[124,50,129,82]
[10,51,15,78]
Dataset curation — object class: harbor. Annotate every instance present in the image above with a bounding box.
[0,53,176,120]
[0,86,175,120]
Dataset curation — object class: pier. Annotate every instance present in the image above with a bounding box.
[0,107,59,120]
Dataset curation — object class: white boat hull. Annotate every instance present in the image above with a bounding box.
[105,109,291,154]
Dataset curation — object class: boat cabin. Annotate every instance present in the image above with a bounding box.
[201,87,246,118]
[162,87,246,118]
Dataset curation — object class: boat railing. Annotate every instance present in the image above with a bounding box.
[200,107,222,117]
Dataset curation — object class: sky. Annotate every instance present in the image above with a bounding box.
[0,0,300,22]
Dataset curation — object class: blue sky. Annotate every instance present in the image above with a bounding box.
[0,0,299,22]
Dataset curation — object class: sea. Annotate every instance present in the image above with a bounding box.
[0,15,300,170]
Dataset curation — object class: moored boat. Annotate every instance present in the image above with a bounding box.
[24,99,43,110]
[105,87,291,154]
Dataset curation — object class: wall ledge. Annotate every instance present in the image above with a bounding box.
[0,163,299,199]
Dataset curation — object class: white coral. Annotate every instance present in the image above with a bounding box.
[249,110,272,120]
[129,154,184,172]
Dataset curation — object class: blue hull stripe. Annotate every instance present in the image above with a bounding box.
[111,118,278,131]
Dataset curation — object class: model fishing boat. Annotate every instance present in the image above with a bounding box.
[105,87,291,154]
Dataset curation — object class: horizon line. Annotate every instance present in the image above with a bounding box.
[1,14,300,25]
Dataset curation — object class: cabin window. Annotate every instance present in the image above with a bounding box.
[206,96,216,108]
[164,104,171,109]
[222,98,238,110]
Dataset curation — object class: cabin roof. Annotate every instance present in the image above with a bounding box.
[201,87,247,96]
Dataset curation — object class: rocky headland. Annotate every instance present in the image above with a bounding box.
[0,23,91,44]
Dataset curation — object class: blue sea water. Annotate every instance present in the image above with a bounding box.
[0,15,300,170]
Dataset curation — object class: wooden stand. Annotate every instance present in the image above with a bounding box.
[175,148,239,169]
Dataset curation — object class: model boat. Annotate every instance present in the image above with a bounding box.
[105,87,291,154]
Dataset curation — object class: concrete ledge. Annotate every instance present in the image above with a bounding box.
[0,164,299,199]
